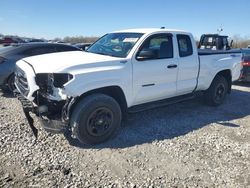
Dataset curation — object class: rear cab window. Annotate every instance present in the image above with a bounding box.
[177,34,193,57]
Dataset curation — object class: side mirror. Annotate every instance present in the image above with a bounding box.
[84,46,89,51]
[136,49,156,61]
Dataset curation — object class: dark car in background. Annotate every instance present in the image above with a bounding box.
[0,43,81,91]
[0,35,4,44]
[25,38,46,43]
[239,49,250,82]
[74,43,92,51]
[0,37,25,46]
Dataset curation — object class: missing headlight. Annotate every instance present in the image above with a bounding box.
[36,73,73,90]
[53,73,73,88]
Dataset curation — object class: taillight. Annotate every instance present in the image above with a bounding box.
[0,56,6,64]
[242,61,250,66]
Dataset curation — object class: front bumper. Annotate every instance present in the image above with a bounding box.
[14,91,69,138]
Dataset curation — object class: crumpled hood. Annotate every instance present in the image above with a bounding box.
[21,51,121,73]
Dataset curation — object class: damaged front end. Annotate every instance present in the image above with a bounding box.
[15,70,76,138]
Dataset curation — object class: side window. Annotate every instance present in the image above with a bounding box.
[177,35,193,57]
[137,34,173,60]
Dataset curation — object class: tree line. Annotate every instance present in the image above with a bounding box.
[1,33,249,48]
[56,36,99,44]
[61,35,250,48]
[230,35,250,48]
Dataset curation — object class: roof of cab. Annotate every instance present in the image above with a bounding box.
[111,28,190,35]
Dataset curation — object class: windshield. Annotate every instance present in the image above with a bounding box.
[87,32,143,58]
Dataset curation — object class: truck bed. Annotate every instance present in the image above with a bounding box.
[198,49,242,56]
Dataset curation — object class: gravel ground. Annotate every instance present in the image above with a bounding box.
[0,83,250,187]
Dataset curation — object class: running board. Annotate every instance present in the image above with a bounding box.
[128,93,196,113]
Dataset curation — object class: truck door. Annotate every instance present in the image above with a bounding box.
[176,34,199,95]
[132,33,178,105]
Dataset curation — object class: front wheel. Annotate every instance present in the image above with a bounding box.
[205,75,228,106]
[70,94,122,145]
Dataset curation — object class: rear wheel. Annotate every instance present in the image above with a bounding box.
[205,75,228,106]
[70,94,122,145]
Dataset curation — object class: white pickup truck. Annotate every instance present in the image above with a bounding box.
[14,28,242,145]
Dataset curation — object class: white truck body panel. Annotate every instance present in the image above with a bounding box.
[176,34,200,95]
[21,51,121,73]
[197,53,242,91]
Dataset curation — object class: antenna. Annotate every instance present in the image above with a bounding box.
[217,24,223,34]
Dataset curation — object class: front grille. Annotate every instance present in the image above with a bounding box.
[15,67,30,96]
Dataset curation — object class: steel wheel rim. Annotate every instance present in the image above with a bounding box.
[86,107,114,137]
[214,83,226,102]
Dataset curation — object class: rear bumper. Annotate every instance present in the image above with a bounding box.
[239,76,250,82]
[239,66,250,82]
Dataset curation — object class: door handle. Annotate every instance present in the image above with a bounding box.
[167,64,177,69]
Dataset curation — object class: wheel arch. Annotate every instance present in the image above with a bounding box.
[215,69,232,93]
[70,86,128,117]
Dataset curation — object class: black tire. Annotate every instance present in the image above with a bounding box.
[70,94,122,145]
[7,74,16,92]
[205,75,228,106]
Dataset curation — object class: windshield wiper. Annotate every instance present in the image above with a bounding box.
[96,52,107,56]
[94,52,119,57]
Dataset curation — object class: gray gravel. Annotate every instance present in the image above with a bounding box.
[0,83,250,187]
